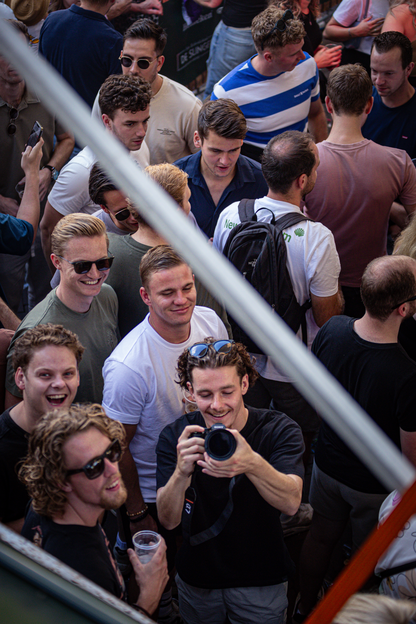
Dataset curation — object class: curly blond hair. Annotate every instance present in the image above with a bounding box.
[19,404,126,518]
[252,5,306,51]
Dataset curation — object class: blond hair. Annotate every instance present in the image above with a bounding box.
[332,593,416,624]
[51,213,108,257]
[393,213,416,260]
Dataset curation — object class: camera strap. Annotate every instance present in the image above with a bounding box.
[182,476,237,546]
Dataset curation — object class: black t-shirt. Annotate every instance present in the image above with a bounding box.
[156,407,304,589]
[22,508,125,599]
[0,407,30,523]
[300,11,322,56]
[222,0,268,28]
[313,316,416,493]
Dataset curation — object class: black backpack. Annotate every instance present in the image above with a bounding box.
[222,198,313,355]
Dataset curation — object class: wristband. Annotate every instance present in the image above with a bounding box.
[133,605,152,618]
[127,504,149,522]
[348,28,352,38]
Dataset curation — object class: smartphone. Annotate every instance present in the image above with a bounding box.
[26,121,43,148]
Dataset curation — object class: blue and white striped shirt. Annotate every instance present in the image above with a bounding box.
[212,53,320,148]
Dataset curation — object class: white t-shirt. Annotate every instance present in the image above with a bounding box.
[213,196,341,382]
[333,0,388,54]
[48,145,149,216]
[102,306,228,502]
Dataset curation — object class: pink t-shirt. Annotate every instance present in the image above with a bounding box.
[304,139,416,287]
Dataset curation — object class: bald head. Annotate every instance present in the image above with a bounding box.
[361,255,416,321]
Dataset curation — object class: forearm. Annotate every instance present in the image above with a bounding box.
[157,468,191,530]
[16,170,40,240]
[246,453,302,516]
[47,136,74,171]
[308,108,328,143]
[0,298,20,330]
[324,22,359,41]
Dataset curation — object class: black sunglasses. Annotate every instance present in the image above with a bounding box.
[57,254,114,274]
[66,439,122,480]
[261,10,294,50]
[392,294,416,310]
[189,340,235,358]
[119,55,158,70]
[114,208,131,222]
[7,107,19,136]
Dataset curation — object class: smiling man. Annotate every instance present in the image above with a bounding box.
[20,404,168,618]
[6,214,119,405]
[211,5,327,162]
[362,32,416,159]
[174,99,267,238]
[0,323,83,534]
[156,338,304,624]
[103,245,227,538]
[40,74,151,272]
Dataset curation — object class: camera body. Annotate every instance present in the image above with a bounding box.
[190,423,236,461]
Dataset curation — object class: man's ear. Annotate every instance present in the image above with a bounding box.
[241,374,249,396]
[194,131,202,149]
[325,95,333,115]
[102,114,112,130]
[15,367,26,392]
[100,204,110,215]
[50,253,61,271]
[140,286,151,306]
[186,381,196,400]
[157,54,165,72]
[60,480,73,493]
[406,62,414,79]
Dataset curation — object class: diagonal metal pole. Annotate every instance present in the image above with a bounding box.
[0,20,414,493]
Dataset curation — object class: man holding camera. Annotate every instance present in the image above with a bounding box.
[156,339,304,624]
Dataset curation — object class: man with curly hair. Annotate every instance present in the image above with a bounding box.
[21,403,168,618]
[40,74,152,272]
[211,5,327,162]
[156,338,305,624]
[0,323,82,533]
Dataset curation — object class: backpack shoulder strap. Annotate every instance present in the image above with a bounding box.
[238,198,256,222]
[274,211,313,232]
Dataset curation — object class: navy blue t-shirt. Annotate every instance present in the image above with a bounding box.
[39,5,122,108]
[362,87,416,159]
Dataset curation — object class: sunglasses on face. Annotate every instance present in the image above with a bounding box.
[7,107,19,136]
[189,340,235,358]
[57,254,114,275]
[392,294,416,310]
[114,207,131,222]
[66,439,122,480]
[260,9,294,50]
[119,55,158,70]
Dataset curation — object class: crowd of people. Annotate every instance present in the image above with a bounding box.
[1,0,416,623]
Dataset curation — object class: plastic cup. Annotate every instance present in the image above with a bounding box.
[325,43,344,50]
[132,530,161,564]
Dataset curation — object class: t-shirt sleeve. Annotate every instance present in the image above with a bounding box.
[0,215,33,256]
[398,154,416,207]
[307,227,341,297]
[333,0,361,26]
[267,415,305,480]
[156,425,181,490]
[47,159,93,216]
[102,360,147,426]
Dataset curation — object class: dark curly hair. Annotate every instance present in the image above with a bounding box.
[99,74,152,120]
[176,337,259,389]
[19,404,126,518]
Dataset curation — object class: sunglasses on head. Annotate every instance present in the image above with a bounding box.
[189,340,235,359]
[119,55,158,70]
[57,254,114,275]
[66,439,122,480]
[7,107,19,136]
[260,9,294,50]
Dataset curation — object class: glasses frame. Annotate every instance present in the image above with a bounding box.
[260,9,294,50]
[189,340,235,359]
[392,294,416,310]
[114,207,131,222]
[56,254,114,275]
[66,439,122,480]
[119,55,159,70]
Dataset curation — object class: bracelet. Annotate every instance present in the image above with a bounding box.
[133,604,152,619]
[348,28,352,38]
[126,504,149,522]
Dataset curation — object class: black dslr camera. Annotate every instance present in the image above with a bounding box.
[190,423,236,461]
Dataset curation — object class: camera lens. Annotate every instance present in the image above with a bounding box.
[205,425,236,461]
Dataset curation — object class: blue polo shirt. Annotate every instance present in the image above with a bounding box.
[174,151,268,238]
[0,216,33,256]
[39,5,122,108]
[362,87,416,159]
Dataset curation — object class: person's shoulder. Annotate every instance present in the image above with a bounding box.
[247,406,303,438]
[173,152,199,171]
[160,76,201,104]
[160,411,204,441]
[238,154,262,172]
